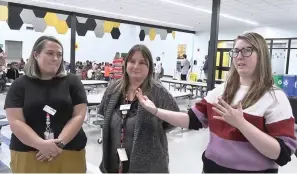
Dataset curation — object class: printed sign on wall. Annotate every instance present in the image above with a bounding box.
[177,44,186,59]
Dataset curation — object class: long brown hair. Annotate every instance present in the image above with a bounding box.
[115,44,154,95]
[222,32,274,109]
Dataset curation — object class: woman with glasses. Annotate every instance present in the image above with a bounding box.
[135,32,297,173]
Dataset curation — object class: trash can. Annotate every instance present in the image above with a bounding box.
[282,75,296,97]
[273,74,283,88]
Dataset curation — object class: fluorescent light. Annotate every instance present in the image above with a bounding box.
[160,0,258,26]
[27,0,194,29]
[160,0,212,13]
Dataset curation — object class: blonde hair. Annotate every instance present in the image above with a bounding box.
[24,36,66,79]
[115,44,154,95]
[222,32,274,109]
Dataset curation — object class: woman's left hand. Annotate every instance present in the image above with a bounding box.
[212,98,246,129]
[36,151,54,162]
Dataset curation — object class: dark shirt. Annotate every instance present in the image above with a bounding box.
[108,95,138,173]
[4,74,88,152]
[6,68,19,80]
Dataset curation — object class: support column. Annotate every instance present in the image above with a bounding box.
[70,13,77,74]
[207,0,221,91]
[285,39,291,74]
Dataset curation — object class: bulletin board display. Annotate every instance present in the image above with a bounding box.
[177,44,187,59]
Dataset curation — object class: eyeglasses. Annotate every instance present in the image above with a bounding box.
[229,47,254,58]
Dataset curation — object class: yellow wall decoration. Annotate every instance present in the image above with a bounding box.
[172,31,176,39]
[149,28,156,41]
[55,20,68,34]
[103,21,119,33]
[0,5,8,21]
[44,12,59,26]
[113,22,120,28]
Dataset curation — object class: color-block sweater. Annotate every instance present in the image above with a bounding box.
[188,84,297,173]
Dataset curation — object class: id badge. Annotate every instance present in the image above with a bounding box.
[120,104,131,111]
[44,131,54,140]
[117,148,128,161]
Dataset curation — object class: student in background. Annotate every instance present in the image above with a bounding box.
[6,63,19,83]
[159,63,164,79]
[113,52,124,80]
[87,68,94,80]
[155,57,162,81]
[136,32,297,173]
[104,62,111,81]
[0,66,6,93]
[19,58,25,70]
[181,54,190,81]
[81,67,87,80]
[203,55,209,79]
[0,47,6,66]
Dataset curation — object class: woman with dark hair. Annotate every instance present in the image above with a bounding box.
[136,32,297,173]
[99,44,179,173]
[5,36,87,173]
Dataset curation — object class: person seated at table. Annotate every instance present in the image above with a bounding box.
[135,32,297,173]
[0,66,6,93]
[5,36,88,173]
[98,44,179,173]
[104,62,111,81]
[112,53,124,80]
[6,63,19,83]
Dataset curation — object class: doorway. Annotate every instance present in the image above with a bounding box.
[216,48,231,80]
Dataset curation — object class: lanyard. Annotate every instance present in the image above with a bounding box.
[45,112,51,132]
[119,94,132,174]
[44,86,53,134]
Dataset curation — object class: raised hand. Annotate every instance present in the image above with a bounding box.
[212,98,246,128]
[135,88,157,114]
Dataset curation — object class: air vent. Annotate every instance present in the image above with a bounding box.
[26,26,34,30]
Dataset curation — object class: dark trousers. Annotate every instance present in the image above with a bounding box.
[0,80,5,93]
[105,77,110,81]
[181,74,187,81]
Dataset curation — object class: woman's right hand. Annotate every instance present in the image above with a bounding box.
[135,88,157,114]
[36,139,62,159]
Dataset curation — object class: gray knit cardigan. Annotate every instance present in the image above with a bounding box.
[98,80,180,173]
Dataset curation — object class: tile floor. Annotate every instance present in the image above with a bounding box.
[0,83,297,173]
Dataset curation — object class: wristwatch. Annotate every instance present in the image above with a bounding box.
[55,141,65,149]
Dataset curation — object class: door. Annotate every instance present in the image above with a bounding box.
[5,40,23,63]
[216,48,231,80]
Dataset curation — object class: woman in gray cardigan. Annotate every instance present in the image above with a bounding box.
[98,44,179,173]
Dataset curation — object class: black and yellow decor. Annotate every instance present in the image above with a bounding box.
[139,26,176,41]
[0,3,177,41]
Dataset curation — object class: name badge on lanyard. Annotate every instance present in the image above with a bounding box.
[43,105,56,140]
[43,105,57,116]
[120,104,131,115]
[117,148,128,161]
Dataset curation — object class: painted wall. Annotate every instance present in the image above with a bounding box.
[0,21,195,76]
